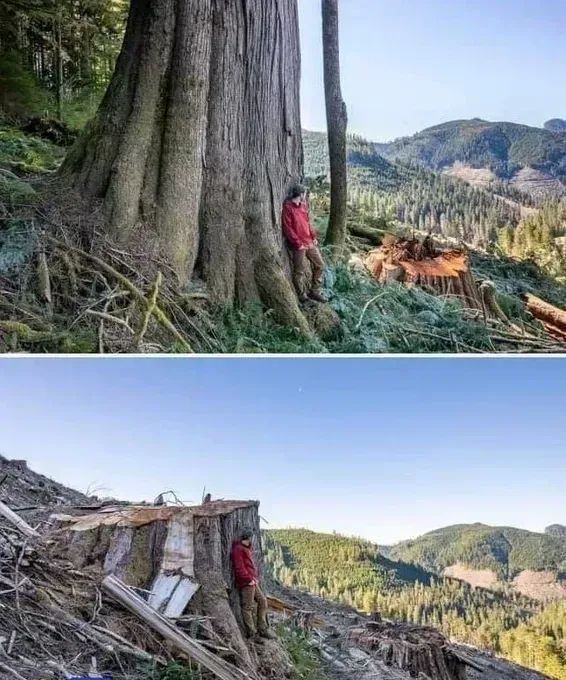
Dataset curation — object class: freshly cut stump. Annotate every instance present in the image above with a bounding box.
[364,237,484,312]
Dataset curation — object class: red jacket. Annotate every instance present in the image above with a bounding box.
[231,541,258,589]
[282,199,317,250]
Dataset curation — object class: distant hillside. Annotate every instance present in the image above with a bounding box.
[545,119,566,133]
[546,524,566,538]
[303,130,531,245]
[264,528,566,679]
[390,523,566,600]
[376,119,566,200]
[391,523,566,576]
[264,528,432,592]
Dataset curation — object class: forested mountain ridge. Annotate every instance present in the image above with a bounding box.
[547,525,566,538]
[265,528,566,679]
[374,119,566,200]
[303,129,534,246]
[390,523,566,603]
[390,523,566,578]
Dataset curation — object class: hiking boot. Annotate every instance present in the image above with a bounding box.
[258,629,276,640]
[308,291,327,303]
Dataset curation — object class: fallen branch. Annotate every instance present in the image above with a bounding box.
[0,321,58,345]
[525,293,566,343]
[40,592,158,664]
[0,501,39,537]
[349,223,384,245]
[135,271,162,349]
[0,660,28,680]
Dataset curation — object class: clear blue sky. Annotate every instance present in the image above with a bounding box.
[297,0,566,140]
[1,358,564,543]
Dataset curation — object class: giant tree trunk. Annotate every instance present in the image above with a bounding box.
[321,0,348,254]
[59,0,308,333]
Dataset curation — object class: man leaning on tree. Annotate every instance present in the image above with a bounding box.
[231,528,275,641]
[282,183,327,303]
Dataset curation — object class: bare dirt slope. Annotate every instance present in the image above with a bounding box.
[443,563,499,589]
[441,563,566,602]
[512,570,566,601]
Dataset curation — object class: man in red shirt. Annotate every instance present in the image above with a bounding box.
[231,528,274,640]
[282,184,327,303]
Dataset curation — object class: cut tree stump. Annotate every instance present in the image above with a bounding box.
[349,621,470,680]
[50,499,263,673]
[364,237,486,312]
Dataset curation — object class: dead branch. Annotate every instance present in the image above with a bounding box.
[0,501,39,537]
[44,236,193,353]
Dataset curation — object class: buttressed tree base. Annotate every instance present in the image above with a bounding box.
[59,0,309,333]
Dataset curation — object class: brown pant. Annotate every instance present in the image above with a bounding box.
[240,585,268,637]
[292,246,325,298]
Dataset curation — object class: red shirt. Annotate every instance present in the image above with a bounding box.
[231,541,258,589]
[281,199,317,250]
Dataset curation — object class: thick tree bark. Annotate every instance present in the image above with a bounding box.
[321,0,348,254]
[59,0,309,333]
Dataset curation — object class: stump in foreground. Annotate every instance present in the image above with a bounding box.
[51,499,262,670]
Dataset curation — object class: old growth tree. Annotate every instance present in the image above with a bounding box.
[59,0,309,332]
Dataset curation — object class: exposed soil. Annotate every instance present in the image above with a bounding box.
[443,563,499,590]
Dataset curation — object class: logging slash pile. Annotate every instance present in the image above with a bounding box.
[0,502,263,680]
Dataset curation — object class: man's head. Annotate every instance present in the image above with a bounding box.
[289,183,307,204]
[240,528,253,546]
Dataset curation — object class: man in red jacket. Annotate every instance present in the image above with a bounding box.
[282,184,327,303]
[231,528,274,640]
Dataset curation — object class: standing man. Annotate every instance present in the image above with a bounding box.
[282,184,327,303]
[231,528,274,640]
